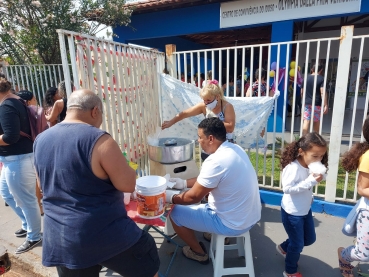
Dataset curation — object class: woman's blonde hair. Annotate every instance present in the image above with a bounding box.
[200,80,225,101]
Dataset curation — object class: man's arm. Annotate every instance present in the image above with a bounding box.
[358,171,369,199]
[320,87,328,114]
[45,100,63,122]
[0,105,19,146]
[92,134,136,192]
[171,182,213,205]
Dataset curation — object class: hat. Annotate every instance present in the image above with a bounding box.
[17,90,34,101]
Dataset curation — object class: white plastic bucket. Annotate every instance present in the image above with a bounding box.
[135,176,167,219]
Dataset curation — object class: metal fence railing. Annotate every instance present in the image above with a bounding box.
[57,29,165,176]
[3,64,68,105]
[168,26,365,204]
[9,26,368,204]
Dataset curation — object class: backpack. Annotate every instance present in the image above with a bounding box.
[19,99,49,141]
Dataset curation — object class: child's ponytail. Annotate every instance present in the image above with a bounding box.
[280,132,328,169]
[280,140,300,169]
[342,117,369,172]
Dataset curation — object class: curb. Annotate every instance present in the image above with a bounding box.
[0,237,57,277]
[260,189,354,218]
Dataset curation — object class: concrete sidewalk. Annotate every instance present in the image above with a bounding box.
[1,198,367,277]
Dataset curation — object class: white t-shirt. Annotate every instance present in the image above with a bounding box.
[197,141,261,230]
[281,160,318,216]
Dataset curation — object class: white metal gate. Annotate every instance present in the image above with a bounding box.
[167,26,369,203]
[3,64,66,105]
[57,29,165,176]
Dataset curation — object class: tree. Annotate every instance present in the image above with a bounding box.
[0,0,133,64]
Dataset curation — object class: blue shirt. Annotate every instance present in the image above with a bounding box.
[34,123,142,269]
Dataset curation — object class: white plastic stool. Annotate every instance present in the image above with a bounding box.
[209,231,255,277]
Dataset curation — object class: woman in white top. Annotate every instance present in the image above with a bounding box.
[161,80,235,160]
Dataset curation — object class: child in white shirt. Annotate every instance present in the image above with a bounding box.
[277,132,328,277]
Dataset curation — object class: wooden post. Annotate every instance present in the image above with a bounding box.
[165,44,177,78]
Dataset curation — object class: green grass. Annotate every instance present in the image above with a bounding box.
[194,144,358,201]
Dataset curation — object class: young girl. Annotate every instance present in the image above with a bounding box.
[277,132,328,277]
[338,117,369,277]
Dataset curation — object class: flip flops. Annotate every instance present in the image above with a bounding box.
[338,259,354,277]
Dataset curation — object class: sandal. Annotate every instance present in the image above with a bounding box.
[338,247,354,277]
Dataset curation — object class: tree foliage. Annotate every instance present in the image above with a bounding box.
[0,0,133,64]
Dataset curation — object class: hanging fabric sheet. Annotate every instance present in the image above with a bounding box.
[160,74,279,149]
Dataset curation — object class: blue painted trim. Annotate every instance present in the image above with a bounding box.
[260,189,354,218]
[114,3,221,42]
[115,2,369,45]
[129,36,209,53]
[267,21,294,133]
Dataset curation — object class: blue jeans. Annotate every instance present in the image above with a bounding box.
[280,208,316,274]
[0,153,41,241]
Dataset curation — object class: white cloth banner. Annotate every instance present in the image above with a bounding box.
[159,74,278,149]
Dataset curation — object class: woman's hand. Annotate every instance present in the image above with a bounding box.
[161,120,173,130]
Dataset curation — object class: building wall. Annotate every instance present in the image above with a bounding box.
[297,27,369,64]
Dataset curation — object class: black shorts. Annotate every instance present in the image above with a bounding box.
[56,231,160,277]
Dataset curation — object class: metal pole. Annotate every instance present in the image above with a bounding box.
[325,26,354,202]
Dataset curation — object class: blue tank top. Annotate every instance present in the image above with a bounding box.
[34,123,142,269]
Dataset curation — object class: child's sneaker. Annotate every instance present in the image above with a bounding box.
[276,244,287,258]
[283,272,303,277]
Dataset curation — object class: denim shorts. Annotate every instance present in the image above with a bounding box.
[170,203,251,236]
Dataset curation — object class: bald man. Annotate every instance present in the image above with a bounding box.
[34,90,159,277]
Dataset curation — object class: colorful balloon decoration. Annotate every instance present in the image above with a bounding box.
[271,62,277,71]
[290,61,296,69]
[289,69,295,77]
[269,70,275,77]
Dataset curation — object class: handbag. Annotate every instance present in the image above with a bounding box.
[0,246,11,275]
[342,197,369,236]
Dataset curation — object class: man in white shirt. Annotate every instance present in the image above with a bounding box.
[168,117,261,264]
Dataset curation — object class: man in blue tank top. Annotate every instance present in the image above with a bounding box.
[34,89,160,277]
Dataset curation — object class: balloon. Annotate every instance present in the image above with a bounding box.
[289,69,295,77]
[269,70,275,77]
[271,62,277,71]
[290,61,296,69]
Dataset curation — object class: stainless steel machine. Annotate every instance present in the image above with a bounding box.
[148,137,200,180]
[148,137,200,235]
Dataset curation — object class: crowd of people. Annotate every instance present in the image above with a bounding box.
[0,76,72,253]
[0,64,365,277]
